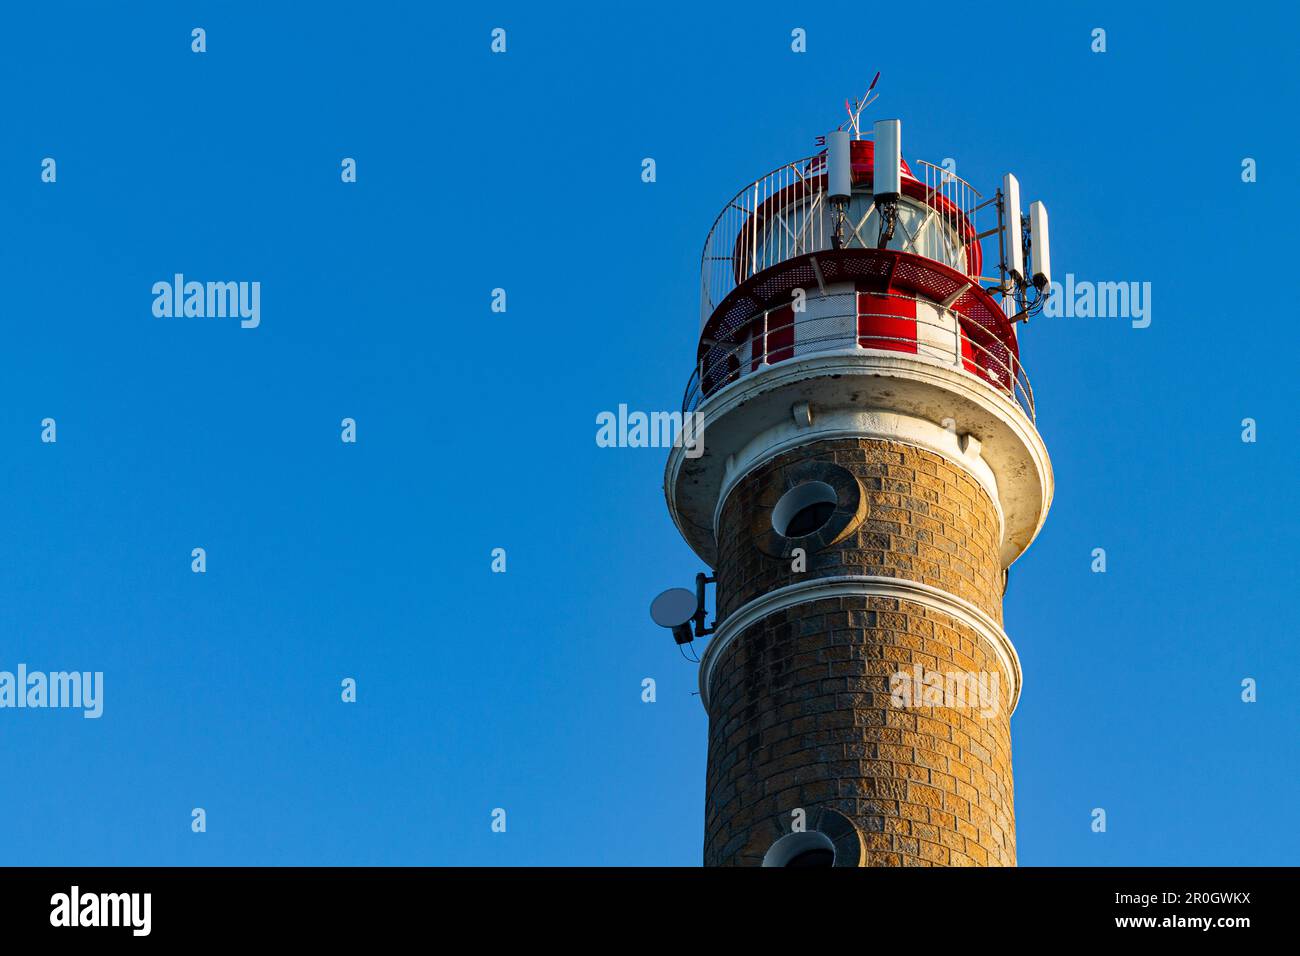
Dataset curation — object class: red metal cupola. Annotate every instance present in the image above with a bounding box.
[690,121,1026,417]
[846,137,916,182]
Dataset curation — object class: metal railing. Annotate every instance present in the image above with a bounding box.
[681,292,1034,421]
[700,155,828,326]
[698,155,988,326]
[913,159,984,270]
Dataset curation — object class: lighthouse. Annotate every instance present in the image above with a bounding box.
[659,91,1054,867]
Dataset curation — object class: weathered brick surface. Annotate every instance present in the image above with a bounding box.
[716,438,1004,624]
[704,438,1014,866]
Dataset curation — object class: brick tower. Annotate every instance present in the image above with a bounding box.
[662,106,1053,867]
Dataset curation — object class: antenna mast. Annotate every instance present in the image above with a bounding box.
[844,71,881,140]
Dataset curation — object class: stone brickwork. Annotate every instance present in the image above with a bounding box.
[715,438,1005,624]
[704,438,1015,866]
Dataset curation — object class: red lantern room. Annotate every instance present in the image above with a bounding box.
[690,122,1033,417]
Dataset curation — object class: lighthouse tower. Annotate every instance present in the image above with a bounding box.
[661,98,1054,867]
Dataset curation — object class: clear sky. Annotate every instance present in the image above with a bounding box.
[0,1,1296,866]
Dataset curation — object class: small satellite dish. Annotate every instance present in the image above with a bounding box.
[1029,200,1051,290]
[651,588,696,628]
[651,587,699,644]
[1002,173,1024,286]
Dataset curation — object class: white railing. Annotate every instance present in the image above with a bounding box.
[699,155,828,326]
[914,159,984,272]
[698,156,989,326]
[682,292,1034,421]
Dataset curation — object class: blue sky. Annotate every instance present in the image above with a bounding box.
[0,2,1296,866]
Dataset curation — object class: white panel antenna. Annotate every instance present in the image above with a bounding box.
[1029,201,1051,290]
[1002,173,1024,286]
[827,130,852,201]
[872,119,901,200]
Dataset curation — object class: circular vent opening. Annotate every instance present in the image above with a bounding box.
[771,481,838,538]
[762,830,837,867]
[785,847,835,867]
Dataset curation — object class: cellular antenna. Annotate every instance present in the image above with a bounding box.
[1029,201,1051,290]
[873,118,902,247]
[1002,173,1024,286]
[996,175,1054,321]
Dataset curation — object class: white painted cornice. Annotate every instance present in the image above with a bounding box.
[664,350,1053,569]
[697,574,1022,716]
